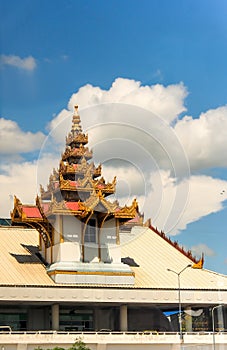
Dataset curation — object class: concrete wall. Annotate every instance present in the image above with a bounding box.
[52,242,81,262]
[0,333,227,350]
[53,216,61,244]
[63,216,81,242]
[102,219,117,245]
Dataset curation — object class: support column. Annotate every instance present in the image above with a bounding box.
[184,307,192,332]
[120,304,128,331]
[52,304,59,330]
[59,215,64,243]
[217,306,224,331]
[116,219,120,245]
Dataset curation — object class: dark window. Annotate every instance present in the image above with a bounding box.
[85,219,96,243]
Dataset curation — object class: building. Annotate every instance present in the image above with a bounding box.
[0,106,226,335]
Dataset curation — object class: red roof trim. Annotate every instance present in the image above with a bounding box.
[22,206,42,219]
[65,202,80,211]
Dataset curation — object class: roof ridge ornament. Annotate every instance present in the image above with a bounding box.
[74,105,79,116]
[71,104,82,135]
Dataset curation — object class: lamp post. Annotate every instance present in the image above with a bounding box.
[212,304,224,350]
[167,264,192,345]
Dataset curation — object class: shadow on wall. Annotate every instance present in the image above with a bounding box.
[128,307,172,332]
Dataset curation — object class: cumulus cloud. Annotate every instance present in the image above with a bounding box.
[91,166,227,235]
[174,106,227,171]
[47,108,72,145]
[0,118,45,156]
[0,154,59,218]
[1,77,227,240]
[37,78,227,235]
[48,79,227,180]
[0,161,38,217]
[68,78,188,124]
[191,243,215,257]
[48,103,190,182]
[141,172,227,235]
[0,54,37,71]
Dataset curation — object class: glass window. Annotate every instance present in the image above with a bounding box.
[59,309,93,331]
[0,312,27,331]
[85,219,96,243]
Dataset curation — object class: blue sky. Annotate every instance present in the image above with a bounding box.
[1,0,227,274]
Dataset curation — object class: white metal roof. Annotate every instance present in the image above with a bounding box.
[0,226,54,285]
[121,227,227,290]
[0,225,226,291]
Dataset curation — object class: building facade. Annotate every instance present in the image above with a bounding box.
[0,106,226,334]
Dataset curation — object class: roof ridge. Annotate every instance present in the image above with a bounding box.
[149,225,199,264]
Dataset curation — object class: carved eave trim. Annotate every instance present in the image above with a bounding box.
[11,196,43,223]
[66,133,88,146]
[114,198,138,219]
[44,199,90,218]
[62,145,93,161]
[94,164,102,177]
[82,191,118,214]
[59,161,102,178]
[94,176,116,194]
[11,196,22,221]
[149,224,201,264]
[36,196,47,220]
[40,188,58,200]
[58,173,116,195]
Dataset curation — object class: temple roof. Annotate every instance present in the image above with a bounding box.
[1,225,227,291]
[39,106,119,202]
[11,197,43,221]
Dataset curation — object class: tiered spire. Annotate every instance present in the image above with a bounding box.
[11,106,140,275]
[39,106,138,220]
[65,105,88,147]
[71,105,82,135]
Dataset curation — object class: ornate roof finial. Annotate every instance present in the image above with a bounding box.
[74,105,79,116]
[71,105,82,135]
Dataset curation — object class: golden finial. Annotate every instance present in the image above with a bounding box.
[74,105,79,116]
[98,189,104,199]
[71,105,82,135]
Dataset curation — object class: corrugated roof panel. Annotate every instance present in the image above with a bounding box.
[0,227,54,285]
[0,226,226,289]
[121,227,227,289]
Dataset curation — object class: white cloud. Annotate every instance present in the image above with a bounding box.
[61,55,69,61]
[68,78,188,124]
[47,108,72,145]
[48,79,227,177]
[0,162,38,217]
[0,54,37,71]
[38,78,227,235]
[101,167,227,236]
[1,77,227,240]
[0,154,59,218]
[148,173,227,235]
[174,106,227,170]
[0,118,45,155]
[49,103,190,182]
[191,243,215,257]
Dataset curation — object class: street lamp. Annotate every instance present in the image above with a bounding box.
[167,264,192,344]
[212,304,224,350]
